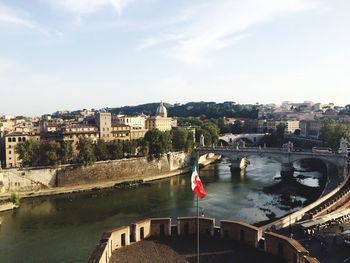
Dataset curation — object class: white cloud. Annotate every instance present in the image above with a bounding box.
[45,0,134,15]
[0,3,62,36]
[138,0,322,64]
[0,4,36,28]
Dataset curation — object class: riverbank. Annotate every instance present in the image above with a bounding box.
[0,154,220,202]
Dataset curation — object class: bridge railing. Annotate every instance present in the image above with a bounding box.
[196,146,344,157]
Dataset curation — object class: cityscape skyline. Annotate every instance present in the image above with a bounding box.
[0,0,349,115]
[0,99,347,117]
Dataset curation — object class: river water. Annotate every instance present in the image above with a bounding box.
[0,156,324,263]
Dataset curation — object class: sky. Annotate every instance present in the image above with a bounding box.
[0,0,349,116]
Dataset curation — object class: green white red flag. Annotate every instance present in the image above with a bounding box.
[191,161,206,199]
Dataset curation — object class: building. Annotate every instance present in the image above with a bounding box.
[96,112,112,141]
[130,129,147,140]
[111,124,131,141]
[300,120,324,139]
[4,132,40,168]
[0,119,15,133]
[275,120,300,134]
[114,115,146,130]
[61,125,99,155]
[145,102,174,132]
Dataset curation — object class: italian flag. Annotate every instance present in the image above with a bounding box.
[191,161,206,199]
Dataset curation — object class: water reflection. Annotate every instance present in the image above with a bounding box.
[0,156,324,263]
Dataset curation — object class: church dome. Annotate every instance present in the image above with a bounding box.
[156,102,167,117]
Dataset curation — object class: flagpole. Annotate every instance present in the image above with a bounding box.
[196,152,200,263]
[197,194,199,263]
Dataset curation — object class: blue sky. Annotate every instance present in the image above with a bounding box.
[0,0,349,116]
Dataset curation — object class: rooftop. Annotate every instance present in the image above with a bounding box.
[110,236,284,263]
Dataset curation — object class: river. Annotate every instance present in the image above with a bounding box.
[0,156,324,263]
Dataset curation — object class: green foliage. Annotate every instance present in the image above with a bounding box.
[339,104,350,115]
[276,123,286,139]
[122,140,138,156]
[171,127,188,151]
[10,193,20,206]
[171,127,195,153]
[202,122,220,146]
[77,137,96,166]
[39,141,61,166]
[185,132,195,153]
[231,120,244,134]
[16,140,73,167]
[137,139,149,156]
[144,129,172,158]
[94,140,110,161]
[320,120,350,150]
[15,140,40,167]
[177,117,203,127]
[108,141,124,160]
[109,101,259,119]
[59,141,73,164]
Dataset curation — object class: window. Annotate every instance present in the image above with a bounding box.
[9,151,11,154]
[8,138,11,142]
[12,137,16,142]
[18,137,22,142]
[23,137,26,142]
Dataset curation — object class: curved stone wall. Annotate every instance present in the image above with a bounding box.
[88,217,319,263]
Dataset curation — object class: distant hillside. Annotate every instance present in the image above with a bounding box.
[109,102,259,119]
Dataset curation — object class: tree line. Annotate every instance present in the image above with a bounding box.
[15,124,220,167]
[320,120,350,150]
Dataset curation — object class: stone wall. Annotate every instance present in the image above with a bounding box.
[264,232,318,263]
[220,220,262,248]
[89,226,130,263]
[150,218,171,237]
[0,167,57,193]
[57,152,192,187]
[88,217,320,263]
[177,217,215,237]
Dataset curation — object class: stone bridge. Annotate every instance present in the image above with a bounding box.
[196,146,348,179]
[219,133,267,146]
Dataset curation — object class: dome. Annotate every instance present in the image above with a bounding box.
[156,102,167,117]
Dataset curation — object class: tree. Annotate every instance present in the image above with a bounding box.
[15,140,40,167]
[94,140,110,161]
[108,141,124,160]
[77,137,96,166]
[123,140,138,156]
[171,127,188,151]
[340,104,350,115]
[59,141,73,164]
[144,129,172,158]
[39,141,61,166]
[231,120,244,134]
[320,120,350,150]
[294,129,301,136]
[137,139,149,156]
[217,117,228,133]
[276,123,286,139]
[185,131,195,153]
[202,122,220,146]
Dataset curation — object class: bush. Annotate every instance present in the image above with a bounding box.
[10,193,20,206]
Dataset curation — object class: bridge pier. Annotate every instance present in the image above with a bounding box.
[230,158,248,173]
[280,163,294,179]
